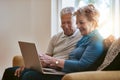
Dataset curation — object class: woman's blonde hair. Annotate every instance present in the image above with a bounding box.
[75,4,100,27]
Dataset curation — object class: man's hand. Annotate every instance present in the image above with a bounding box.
[39,53,63,69]
[39,53,52,67]
[14,66,25,77]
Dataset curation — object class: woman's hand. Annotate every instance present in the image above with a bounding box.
[50,58,65,69]
[14,66,25,77]
[39,53,65,69]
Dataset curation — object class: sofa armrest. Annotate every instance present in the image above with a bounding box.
[12,56,120,80]
[62,71,120,80]
[12,55,24,67]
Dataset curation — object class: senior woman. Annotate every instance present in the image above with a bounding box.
[2,4,104,80]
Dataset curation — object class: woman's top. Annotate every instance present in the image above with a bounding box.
[63,29,104,73]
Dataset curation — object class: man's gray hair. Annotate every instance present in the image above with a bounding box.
[60,7,75,16]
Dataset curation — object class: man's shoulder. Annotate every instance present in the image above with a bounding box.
[56,32,64,35]
[52,32,64,37]
[51,32,64,40]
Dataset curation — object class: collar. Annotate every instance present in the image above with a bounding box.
[62,29,80,38]
[84,29,98,38]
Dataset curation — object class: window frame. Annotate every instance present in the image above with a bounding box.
[51,0,120,38]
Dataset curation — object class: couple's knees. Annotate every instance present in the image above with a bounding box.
[22,70,42,80]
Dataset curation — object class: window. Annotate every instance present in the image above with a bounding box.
[112,0,120,38]
[51,0,120,38]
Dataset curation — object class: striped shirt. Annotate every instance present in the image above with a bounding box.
[46,29,82,59]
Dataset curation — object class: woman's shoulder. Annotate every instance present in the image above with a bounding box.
[92,30,103,41]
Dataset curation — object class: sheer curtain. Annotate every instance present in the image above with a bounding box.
[51,0,120,38]
[112,0,120,38]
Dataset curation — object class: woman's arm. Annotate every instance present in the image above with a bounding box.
[62,41,104,73]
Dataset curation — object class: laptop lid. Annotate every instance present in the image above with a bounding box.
[18,41,65,75]
[18,41,44,73]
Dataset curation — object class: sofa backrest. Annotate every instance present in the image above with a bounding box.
[12,55,24,67]
[87,35,115,71]
[100,37,120,70]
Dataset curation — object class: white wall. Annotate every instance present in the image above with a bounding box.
[0,0,51,79]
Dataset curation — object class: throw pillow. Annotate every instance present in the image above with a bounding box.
[104,35,115,51]
[87,35,115,71]
[97,37,120,70]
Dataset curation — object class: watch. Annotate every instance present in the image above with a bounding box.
[55,60,59,65]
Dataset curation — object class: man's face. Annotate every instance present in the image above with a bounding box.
[61,14,76,36]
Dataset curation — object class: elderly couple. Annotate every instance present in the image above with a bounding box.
[2,4,104,80]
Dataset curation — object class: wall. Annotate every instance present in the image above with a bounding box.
[0,0,51,79]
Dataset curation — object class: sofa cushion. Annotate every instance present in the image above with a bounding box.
[12,55,24,67]
[98,37,120,70]
[103,35,115,51]
[103,37,120,70]
[62,71,120,80]
[87,35,115,70]
[103,52,120,70]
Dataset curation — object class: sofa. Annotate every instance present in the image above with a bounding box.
[12,35,120,80]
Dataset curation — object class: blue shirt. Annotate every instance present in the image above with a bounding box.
[62,30,104,73]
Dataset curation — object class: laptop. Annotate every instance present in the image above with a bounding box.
[18,41,65,75]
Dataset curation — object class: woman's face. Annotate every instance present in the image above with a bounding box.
[76,15,94,36]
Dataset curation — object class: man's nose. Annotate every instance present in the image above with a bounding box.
[64,24,69,29]
[77,24,81,28]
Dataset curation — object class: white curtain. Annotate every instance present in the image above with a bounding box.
[112,0,120,38]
